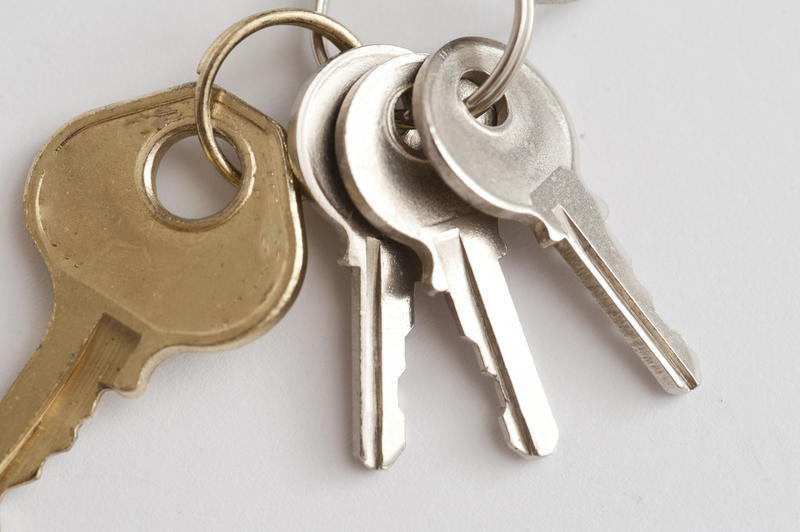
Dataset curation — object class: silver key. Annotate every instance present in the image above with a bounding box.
[337,53,559,457]
[288,45,420,470]
[413,37,701,394]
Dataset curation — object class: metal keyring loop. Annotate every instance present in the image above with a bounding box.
[312,0,331,65]
[312,0,534,117]
[196,8,361,184]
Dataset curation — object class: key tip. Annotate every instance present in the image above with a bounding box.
[659,355,702,395]
[358,455,400,471]
[503,410,560,458]
[355,440,405,471]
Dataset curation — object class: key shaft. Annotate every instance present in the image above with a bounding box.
[289,45,418,469]
[433,227,558,456]
[413,37,702,394]
[0,295,143,494]
[351,237,414,468]
[533,168,700,392]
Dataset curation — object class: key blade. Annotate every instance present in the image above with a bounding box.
[351,237,416,469]
[532,168,701,393]
[433,227,558,457]
[0,297,142,498]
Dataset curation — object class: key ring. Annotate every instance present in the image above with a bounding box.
[311,0,534,118]
[196,8,361,184]
[312,0,330,65]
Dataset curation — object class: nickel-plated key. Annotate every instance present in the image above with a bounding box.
[337,54,559,457]
[413,37,701,394]
[0,84,305,498]
[288,45,419,470]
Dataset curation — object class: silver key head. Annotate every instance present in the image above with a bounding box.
[337,53,500,293]
[413,37,577,224]
[414,38,702,394]
[337,55,560,457]
[289,45,412,264]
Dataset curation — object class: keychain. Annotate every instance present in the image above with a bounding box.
[0,0,701,505]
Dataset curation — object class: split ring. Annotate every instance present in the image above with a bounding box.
[312,0,331,65]
[311,0,535,118]
[196,8,361,184]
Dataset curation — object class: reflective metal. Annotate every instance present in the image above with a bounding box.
[312,0,577,117]
[337,54,559,457]
[195,9,362,184]
[413,37,701,394]
[312,0,330,65]
[462,0,534,117]
[288,45,420,470]
[0,85,306,499]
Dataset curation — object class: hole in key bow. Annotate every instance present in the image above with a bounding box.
[392,87,425,158]
[150,134,243,221]
[461,71,509,128]
[392,75,508,160]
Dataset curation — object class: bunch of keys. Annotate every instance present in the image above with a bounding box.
[290,0,701,469]
[0,0,701,503]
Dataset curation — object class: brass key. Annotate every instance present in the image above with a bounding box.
[0,84,306,498]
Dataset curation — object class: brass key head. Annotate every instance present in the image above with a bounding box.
[0,84,305,498]
[26,83,305,362]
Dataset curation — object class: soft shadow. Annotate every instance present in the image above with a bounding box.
[295,204,356,462]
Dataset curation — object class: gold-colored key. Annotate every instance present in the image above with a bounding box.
[0,84,306,498]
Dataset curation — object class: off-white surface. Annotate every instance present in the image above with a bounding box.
[0,1,798,530]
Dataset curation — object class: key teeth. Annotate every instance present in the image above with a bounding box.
[556,238,702,394]
[447,274,558,458]
[500,405,558,458]
[352,239,415,472]
[556,242,700,395]
[0,386,110,498]
[467,347,558,459]
[501,407,529,456]
[0,464,42,500]
[533,169,702,394]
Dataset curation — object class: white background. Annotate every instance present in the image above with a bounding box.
[1,1,798,530]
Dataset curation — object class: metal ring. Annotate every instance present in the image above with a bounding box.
[312,0,331,65]
[311,0,535,117]
[196,8,361,184]
[465,0,534,117]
